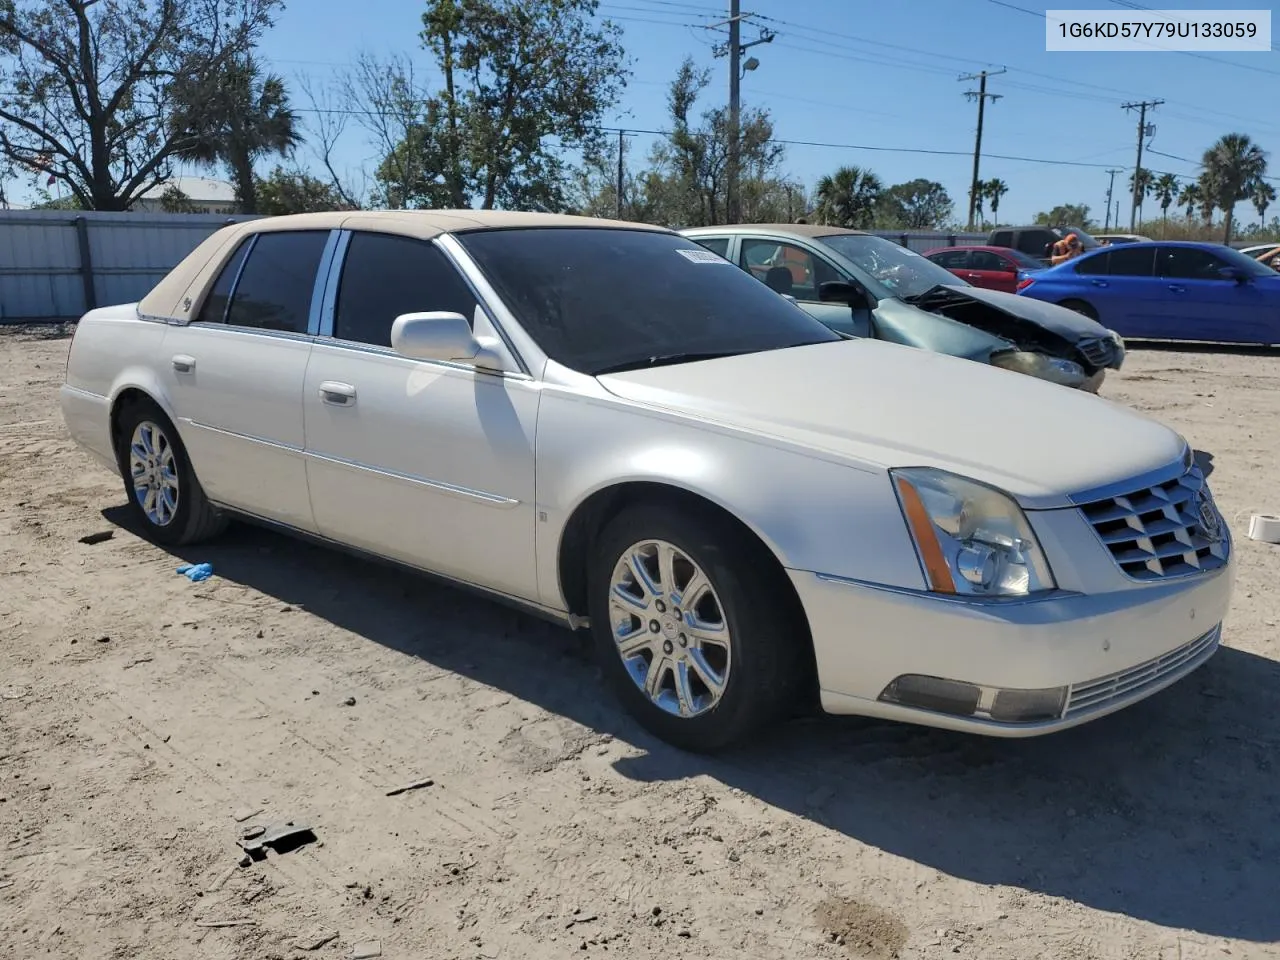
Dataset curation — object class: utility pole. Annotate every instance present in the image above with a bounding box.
[1104,168,1123,231]
[710,5,772,224]
[1122,99,1162,231]
[959,69,1004,231]
[616,129,625,220]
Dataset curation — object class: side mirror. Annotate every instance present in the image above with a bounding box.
[819,280,876,309]
[1218,266,1249,283]
[390,312,505,370]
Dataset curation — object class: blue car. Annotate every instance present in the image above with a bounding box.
[1016,240,1280,345]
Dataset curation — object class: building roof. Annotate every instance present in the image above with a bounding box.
[139,176,238,203]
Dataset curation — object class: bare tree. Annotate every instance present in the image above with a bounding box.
[0,0,282,210]
[297,73,367,209]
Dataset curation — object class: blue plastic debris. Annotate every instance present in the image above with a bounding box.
[176,562,213,582]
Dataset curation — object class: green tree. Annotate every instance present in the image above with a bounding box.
[174,55,301,214]
[1252,179,1276,224]
[372,0,627,211]
[983,178,1008,224]
[1152,172,1179,223]
[1178,180,1201,220]
[159,185,196,213]
[255,166,352,215]
[875,179,953,229]
[1199,133,1268,242]
[1034,204,1093,229]
[0,0,282,210]
[1127,167,1154,224]
[815,165,883,229]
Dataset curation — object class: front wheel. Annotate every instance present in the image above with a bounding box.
[586,502,808,752]
[115,398,227,546]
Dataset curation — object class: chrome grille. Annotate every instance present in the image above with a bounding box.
[1078,465,1228,581]
[1065,624,1220,717]
[1076,336,1115,368]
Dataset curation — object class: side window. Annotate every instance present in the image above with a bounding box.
[929,250,970,269]
[692,236,730,259]
[1073,251,1110,276]
[333,232,480,348]
[225,231,331,334]
[1106,246,1155,277]
[969,251,1008,272]
[196,238,251,324]
[1158,246,1228,280]
[990,231,1012,247]
[740,239,836,300]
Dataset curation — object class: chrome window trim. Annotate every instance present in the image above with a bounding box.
[316,229,353,338]
[308,335,533,382]
[219,232,259,326]
[308,229,344,336]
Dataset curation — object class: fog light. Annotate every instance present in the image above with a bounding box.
[880,674,980,718]
[989,686,1068,723]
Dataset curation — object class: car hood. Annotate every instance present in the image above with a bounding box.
[596,338,1183,509]
[910,284,1113,342]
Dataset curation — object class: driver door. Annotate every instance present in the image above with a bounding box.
[738,237,870,336]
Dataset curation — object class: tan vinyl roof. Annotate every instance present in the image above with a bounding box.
[683,223,870,239]
[138,210,672,322]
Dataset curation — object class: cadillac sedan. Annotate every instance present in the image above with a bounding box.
[60,211,1234,752]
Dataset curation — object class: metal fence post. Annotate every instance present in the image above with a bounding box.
[73,216,96,312]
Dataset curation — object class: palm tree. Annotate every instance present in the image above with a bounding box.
[815,166,883,229]
[983,178,1008,224]
[1127,167,1154,226]
[182,55,302,215]
[1253,180,1276,224]
[1178,181,1201,220]
[1200,133,1268,243]
[1153,172,1179,226]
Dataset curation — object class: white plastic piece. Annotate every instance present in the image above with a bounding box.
[1246,514,1280,544]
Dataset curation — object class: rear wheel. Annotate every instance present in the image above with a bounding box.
[115,398,227,546]
[1058,298,1098,322]
[586,502,807,752]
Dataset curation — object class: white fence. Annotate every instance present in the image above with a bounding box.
[0,209,989,322]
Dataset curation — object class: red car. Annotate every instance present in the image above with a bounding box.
[922,245,1047,294]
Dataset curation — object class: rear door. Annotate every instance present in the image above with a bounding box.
[1155,245,1274,343]
[1076,245,1163,337]
[165,228,335,530]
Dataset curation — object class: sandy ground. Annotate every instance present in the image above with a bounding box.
[1,327,1279,960]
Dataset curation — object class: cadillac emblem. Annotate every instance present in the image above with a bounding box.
[1197,495,1223,542]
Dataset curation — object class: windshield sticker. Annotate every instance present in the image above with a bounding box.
[677,248,728,264]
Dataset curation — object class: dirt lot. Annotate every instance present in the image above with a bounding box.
[1,328,1278,960]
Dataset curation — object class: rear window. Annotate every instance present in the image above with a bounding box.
[225,231,330,334]
[456,228,840,375]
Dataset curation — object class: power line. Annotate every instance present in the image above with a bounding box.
[1122,99,1162,229]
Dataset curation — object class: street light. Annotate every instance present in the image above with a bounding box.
[741,56,759,78]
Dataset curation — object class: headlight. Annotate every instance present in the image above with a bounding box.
[891,467,1057,597]
[990,350,1086,387]
[1107,329,1126,368]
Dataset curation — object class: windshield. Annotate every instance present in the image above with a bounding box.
[1005,248,1047,270]
[456,228,841,375]
[818,233,967,300]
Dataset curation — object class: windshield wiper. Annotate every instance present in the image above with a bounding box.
[592,351,745,375]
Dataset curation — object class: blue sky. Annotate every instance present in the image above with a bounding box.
[17,0,1280,226]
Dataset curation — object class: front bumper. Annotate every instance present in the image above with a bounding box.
[791,561,1234,737]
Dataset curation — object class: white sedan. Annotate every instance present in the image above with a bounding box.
[60,211,1235,752]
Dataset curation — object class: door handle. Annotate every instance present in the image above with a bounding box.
[1090,280,1109,288]
[172,354,196,373]
[965,273,982,279]
[1167,284,1186,293]
[318,381,356,406]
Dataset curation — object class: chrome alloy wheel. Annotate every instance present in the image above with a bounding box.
[128,420,179,527]
[608,539,732,718]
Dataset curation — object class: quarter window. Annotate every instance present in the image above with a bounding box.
[332,233,480,347]
[692,237,730,258]
[225,231,330,334]
[196,238,251,324]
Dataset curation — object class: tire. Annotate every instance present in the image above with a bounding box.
[586,502,808,753]
[115,397,227,546]
[1058,298,1099,322]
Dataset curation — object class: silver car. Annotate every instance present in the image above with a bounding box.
[682,224,1125,391]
